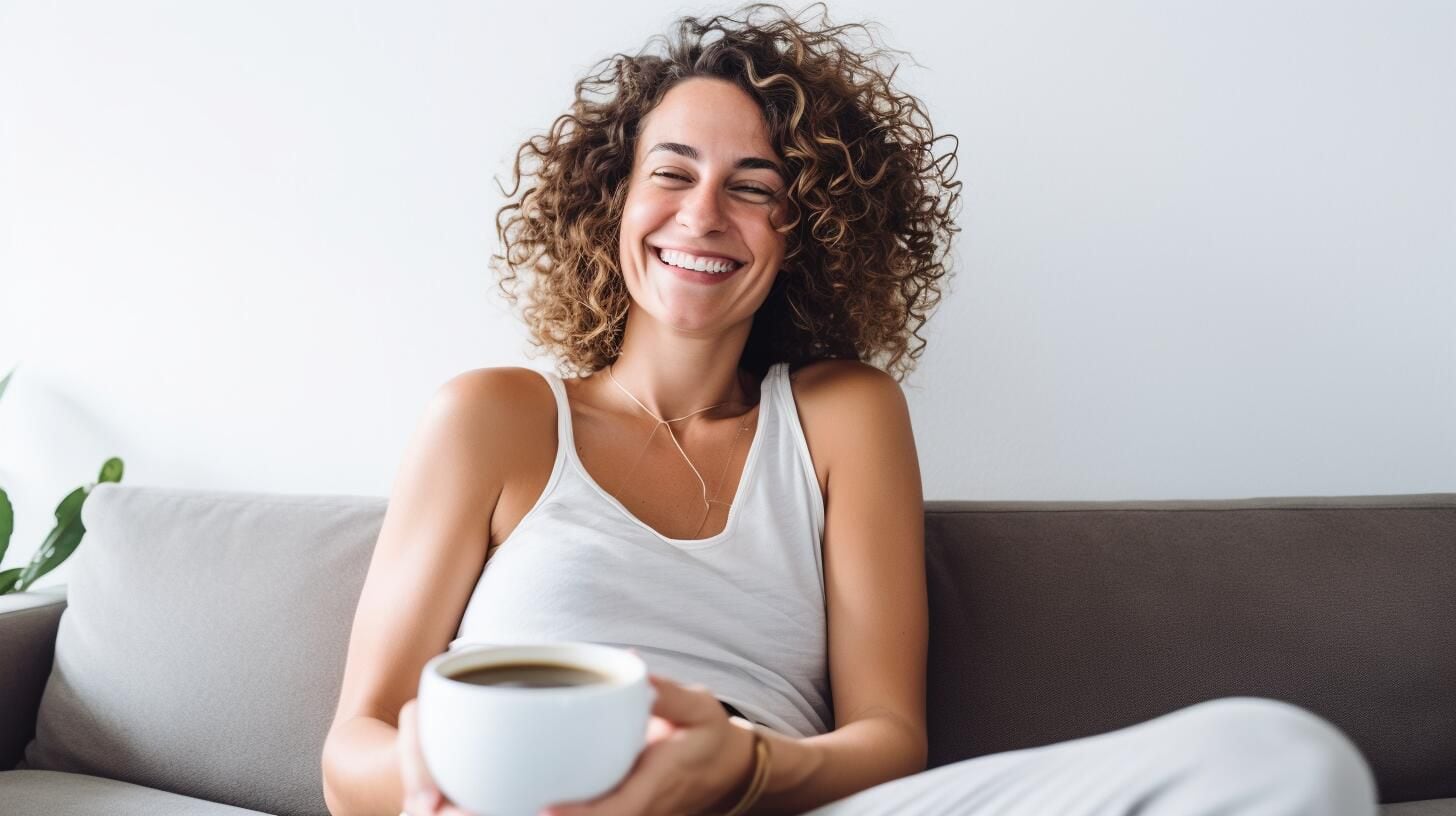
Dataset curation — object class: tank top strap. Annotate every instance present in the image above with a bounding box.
[536,369,574,473]
[762,361,789,432]
[756,362,782,426]
[764,360,826,538]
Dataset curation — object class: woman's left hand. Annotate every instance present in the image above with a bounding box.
[538,673,756,816]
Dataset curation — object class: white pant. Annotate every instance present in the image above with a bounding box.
[800,697,1378,816]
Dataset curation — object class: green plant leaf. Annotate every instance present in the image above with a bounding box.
[0,365,15,404]
[0,567,22,595]
[17,501,86,590]
[16,486,89,590]
[98,457,124,483]
[0,487,12,565]
[52,484,87,524]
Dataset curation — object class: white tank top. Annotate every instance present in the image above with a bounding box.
[449,361,833,737]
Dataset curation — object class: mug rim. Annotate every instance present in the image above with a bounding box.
[427,642,647,696]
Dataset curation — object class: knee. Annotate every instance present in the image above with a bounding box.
[1174,697,1378,816]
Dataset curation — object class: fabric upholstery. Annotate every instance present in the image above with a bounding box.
[921,493,1456,805]
[1382,801,1456,816]
[0,769,270,815]
[19,485,383,816]
[7,485,1454,813]
[0,588,66,769]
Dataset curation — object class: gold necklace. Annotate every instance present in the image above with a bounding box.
[606,365,755,535]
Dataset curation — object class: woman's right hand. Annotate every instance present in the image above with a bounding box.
[398,698,475,816]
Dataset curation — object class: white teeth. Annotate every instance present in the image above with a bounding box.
[657,247,740,274]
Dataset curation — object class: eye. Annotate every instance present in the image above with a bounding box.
[651,170,775,198]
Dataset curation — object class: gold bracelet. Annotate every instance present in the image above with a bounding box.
[717,718,771,816]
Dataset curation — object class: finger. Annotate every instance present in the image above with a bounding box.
[599,742,674,816]
[397,699,442,814]
[645,713,675,745]
[545,742,667,816]
[646,674,721,725]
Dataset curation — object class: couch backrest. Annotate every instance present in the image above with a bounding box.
[19,486,1455,812]
[921,493,1456,806]
[21,485,385,816]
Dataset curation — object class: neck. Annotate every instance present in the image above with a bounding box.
[603,310,754,419]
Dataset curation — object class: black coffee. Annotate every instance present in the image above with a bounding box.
[448,661,615,689]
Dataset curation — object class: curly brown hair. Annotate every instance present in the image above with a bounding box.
[490,2,962,381]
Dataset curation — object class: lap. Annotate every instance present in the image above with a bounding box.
[797,697,1377,816]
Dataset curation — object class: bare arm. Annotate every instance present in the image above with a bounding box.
[321,368,542,815]
[323,716,407,815]
[747,360,928,814]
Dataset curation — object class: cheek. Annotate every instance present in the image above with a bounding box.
[622,188,673,224]
[618,199,646,238]
[753,229,787,264]
[618,201,656,261]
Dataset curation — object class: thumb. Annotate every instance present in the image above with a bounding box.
[397,699,442,812]
[626,647,660,708]
[646,674,716,725]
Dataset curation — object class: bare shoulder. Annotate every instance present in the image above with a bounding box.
[789,358,901,399]
[786,359,912,490]
[437,365,558,435]
[789,359,908,426]
[323,366,557,737]
[421,366,556,499]
[788,360,926,757]
[437,366,559,548]
[436,366,554,419]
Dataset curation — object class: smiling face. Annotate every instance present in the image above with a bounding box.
[617,77,789,337]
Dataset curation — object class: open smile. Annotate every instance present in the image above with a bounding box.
[649,245,745,285]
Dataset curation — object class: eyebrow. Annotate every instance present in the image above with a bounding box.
[647,142,784,178]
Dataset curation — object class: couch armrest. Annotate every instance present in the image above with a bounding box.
[0,585,67,770]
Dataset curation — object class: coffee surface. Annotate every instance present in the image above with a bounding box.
[448,661,614,689]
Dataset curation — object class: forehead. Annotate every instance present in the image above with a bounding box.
[636,78,775,160]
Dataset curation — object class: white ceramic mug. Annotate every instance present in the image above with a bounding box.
[417,642,654,816]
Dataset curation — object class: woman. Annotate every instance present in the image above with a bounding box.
[321,5,1377,815]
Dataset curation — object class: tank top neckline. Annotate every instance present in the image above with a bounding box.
[549,362,782,549]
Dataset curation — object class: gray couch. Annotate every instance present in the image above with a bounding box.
[0,484,1451,814]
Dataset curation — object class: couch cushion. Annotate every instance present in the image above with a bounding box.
[19,484,1455,811]
[1381,801,1456,816]
[0,769,271,815]
[922,493,1456,806]
[1380,798,1456,810]
[0,587,67,770]
[20,485,383,816]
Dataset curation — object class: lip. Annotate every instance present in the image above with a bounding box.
[649,243,746,264]
[650,245,744,286]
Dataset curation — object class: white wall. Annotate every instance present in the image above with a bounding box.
[2,0,1452,589]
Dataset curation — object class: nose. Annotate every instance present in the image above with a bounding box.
[675,182,727,235]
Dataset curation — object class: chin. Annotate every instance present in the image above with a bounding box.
[652,308,725,335]
[634,294,740,334]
